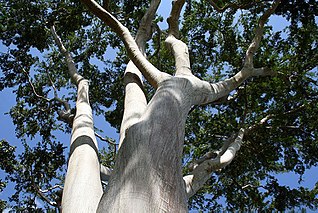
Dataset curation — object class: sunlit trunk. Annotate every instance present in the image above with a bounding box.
[98,78,191,212]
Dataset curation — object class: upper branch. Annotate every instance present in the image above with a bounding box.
[80,0,169,88]
[244,0,281,68]
[50,25,84,86]
[196,1,280,105]
[166,0,192,76]
[119,0,161,147]
[167,0,185,38]
[135,0,161,53]
[247,102,308,133]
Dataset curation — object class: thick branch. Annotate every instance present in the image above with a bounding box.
[135,0,161,53]
[166,0,192,76]
[167,0,185,38]
[62,79,103,212]
[119,0,161,147]
[184,129,244,198]
[50,25,83,85]
[80,0,169,88]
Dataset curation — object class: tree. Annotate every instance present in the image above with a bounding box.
[0,0,317,212]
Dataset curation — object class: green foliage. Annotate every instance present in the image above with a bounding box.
[0,0,317,211]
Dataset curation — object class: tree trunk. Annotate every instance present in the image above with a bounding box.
[62,80,103,212]
[98,78,193,212]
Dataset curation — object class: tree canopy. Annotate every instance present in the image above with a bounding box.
[0,0,317,212]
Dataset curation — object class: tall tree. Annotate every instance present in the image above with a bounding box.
[0,0,317,212]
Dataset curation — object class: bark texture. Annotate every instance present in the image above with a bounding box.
[75,0,281,212]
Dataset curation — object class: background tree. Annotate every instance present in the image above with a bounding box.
[0,0,317,212]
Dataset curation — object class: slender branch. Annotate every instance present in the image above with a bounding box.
[80,0,169,88]
[95,132,117,145]
[46,68,74,124]
[35,187,58,207]
[241,183,267,191]
[184,129,245,198]
[21,66,74,124]
[21,68,50,102]
[50,25,84,85]
[247,102,308,132]
[38,185,63,194]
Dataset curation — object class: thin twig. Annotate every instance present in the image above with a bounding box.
[38,185,64,194]
[95,132,117,146]
[248,102,308,132]
[21,68,51,102]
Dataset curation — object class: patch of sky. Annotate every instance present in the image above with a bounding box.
[268,15,290,39]
[157,1,171,30]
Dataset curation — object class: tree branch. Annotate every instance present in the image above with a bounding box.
[38,185,64,194]
[247,102,308,133]
[32,183,59,208]
[244,0,281,68]
[80,0,169,88]
[165,0,192,76]
[197,1,280,105]
[21,68,50,102]
[184,128,245,198]
[119,0,161,147]
[95,132,117,145]
[21,66,74,125]
[50,25,84,85]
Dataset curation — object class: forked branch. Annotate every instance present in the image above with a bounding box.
[184,129,245,198]
[80,0,169,88]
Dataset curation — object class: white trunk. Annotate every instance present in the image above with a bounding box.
[98,78,194,212]
[62,80,103,212]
